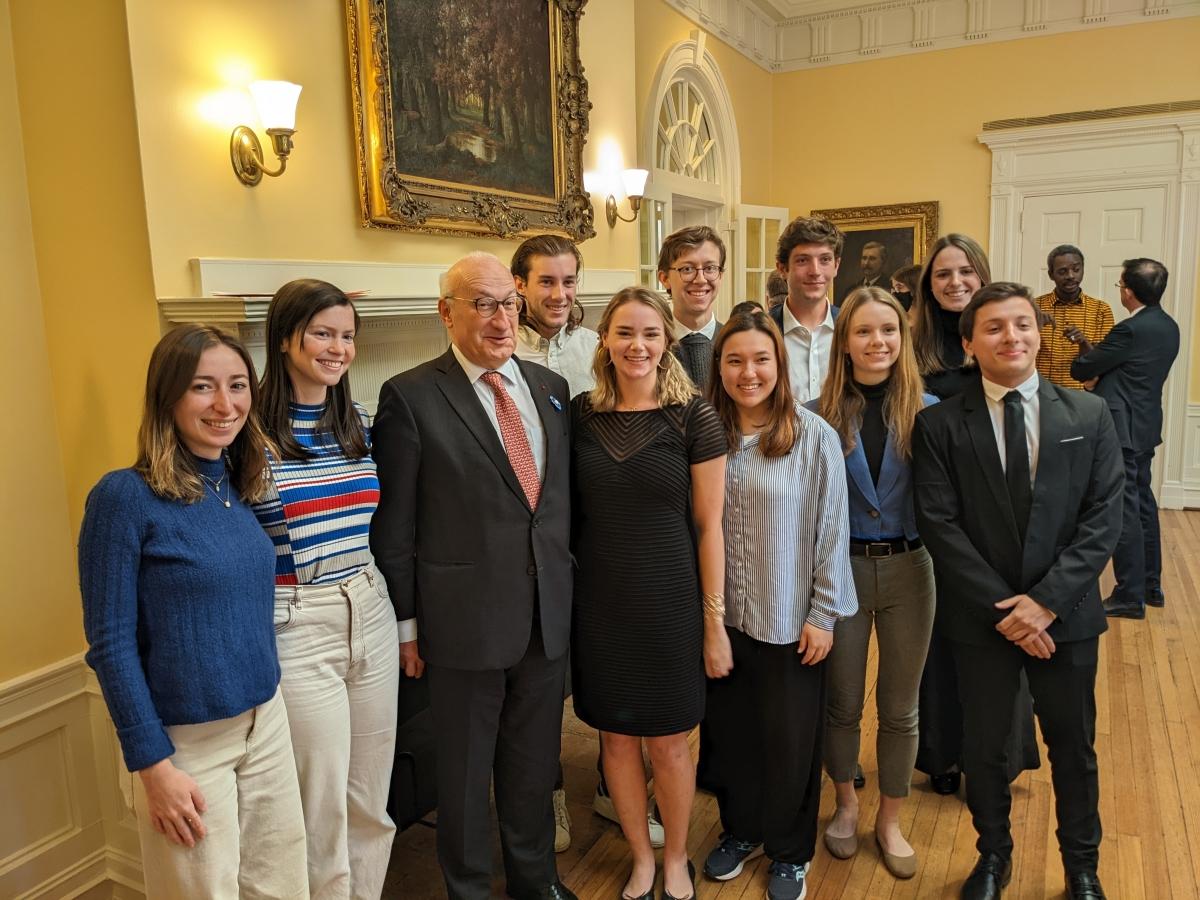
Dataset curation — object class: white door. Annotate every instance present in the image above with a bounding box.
[1018,185,1168,323]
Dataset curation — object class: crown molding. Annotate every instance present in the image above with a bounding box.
[660,0,1198,72]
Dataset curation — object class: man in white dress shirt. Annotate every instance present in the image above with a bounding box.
[768,216,844,402]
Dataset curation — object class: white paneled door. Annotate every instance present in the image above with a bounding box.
[1018,185,1168,323]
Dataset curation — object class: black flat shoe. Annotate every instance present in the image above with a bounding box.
[961,852,1011,900]
[523,882,577,900]
[620,867,656,900]
[1066,871,1106,899]
[1104,601,1145,620]
[930,771,961,795]
[1146,588,1165,608]
[661,860,695,900]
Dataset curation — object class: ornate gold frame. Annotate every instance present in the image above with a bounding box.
[345,0,595,241]
[810,201,939,264]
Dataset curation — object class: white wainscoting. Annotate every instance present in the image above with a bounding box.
[1162,403,1200,509]
[0,657,143,898]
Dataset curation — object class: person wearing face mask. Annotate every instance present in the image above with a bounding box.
[512,235,599,400]
[909,235,1042,799]
[810,288,937,880]
[253,279,400,900]
[890,263,921,314]
[701,307,855,900]
[78,325,308,898]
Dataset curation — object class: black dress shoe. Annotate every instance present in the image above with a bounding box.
[961,852,1011,900]
[1066,871,1106,899]
[854,764,866,789]
[930,770,961,795]
[1104,601,1145,620]
[521,882,577,900]
[1146,588,1165,608]
[661,860,695,900]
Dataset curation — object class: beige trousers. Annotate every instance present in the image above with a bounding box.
[274,566,400,900]
[133,688,308,899]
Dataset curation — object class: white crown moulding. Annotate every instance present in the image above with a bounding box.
[665,0,1198,71]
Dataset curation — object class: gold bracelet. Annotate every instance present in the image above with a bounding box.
[702,592,726,618]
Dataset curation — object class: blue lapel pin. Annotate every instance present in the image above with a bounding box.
[549,394,563,411]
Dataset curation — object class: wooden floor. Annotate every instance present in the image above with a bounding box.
[386,510,1200,899]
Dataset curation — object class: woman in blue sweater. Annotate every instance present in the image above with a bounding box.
[253,279,400,900]
[79,324,308,897]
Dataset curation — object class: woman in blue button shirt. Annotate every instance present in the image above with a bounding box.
[812,287,937,879]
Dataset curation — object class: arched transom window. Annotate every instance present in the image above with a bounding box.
[656,80,719,184]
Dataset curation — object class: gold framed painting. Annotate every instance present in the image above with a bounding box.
[346,0,595,241]
[810,201,939,305]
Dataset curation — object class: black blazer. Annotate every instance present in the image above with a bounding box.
[913,377,1123,647]
[1070,304,1180,452]
[370,349,573,671]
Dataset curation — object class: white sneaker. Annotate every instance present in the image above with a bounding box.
[592,787,665,848]
[553,788,571,852]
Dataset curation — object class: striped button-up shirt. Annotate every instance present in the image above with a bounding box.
[1035,291,1113,390]
[723,405,858,642]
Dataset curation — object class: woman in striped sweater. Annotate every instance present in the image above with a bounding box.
[254,279,401,900]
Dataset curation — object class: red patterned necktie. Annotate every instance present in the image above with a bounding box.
[480,371,541,509]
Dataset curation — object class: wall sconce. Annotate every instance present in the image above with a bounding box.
[585,168,649,228]
[230,80,302,186]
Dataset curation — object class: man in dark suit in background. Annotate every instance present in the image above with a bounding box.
[914,282,1123,900]
[1070,257,1180,619]
[657,225,726,389]
[371,252,575,900]
[836,240,890,303]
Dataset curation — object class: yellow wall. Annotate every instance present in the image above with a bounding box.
[123,0,640,299]
[0,0,85,681]
[634,0,775,206]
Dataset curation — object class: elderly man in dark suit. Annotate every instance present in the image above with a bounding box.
[1070,257,1180,619]
[914,282,1123,900]
[371,252,575,900]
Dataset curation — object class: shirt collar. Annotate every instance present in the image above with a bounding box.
[451,344,521,388]
[781,299,835,335]
[517,323,564,351]
[673,313,717,341]
[981,370,1039,404]
[1052,290,1083,306]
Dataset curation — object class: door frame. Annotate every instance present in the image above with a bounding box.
[980,112,1200,509]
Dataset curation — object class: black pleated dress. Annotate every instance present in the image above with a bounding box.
[570,394,727,736]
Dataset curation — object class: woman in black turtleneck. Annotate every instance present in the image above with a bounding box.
[810,287,937,879]
[909,235,1041,796]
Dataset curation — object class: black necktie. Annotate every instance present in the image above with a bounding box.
[680,332,712,390]
[1003,390,1032,540]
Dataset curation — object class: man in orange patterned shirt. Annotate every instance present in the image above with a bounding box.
[1035,245,1114,390]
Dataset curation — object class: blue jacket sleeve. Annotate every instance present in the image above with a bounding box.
[78,472,175,772]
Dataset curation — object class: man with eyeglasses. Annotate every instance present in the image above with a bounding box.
[769,216,844,403]
[657,225,727,390]
[372,251,576,900]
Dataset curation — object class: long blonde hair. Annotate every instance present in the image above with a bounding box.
[589,286,697,412]
[818,287,926,461]
[911,233,991,376]
[135,325,274,503]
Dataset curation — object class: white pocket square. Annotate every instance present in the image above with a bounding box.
[1060,435,1084,443]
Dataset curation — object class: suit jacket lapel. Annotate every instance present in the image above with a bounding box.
[875,432,904,502]
[962,379,1023,547]
[435,350,529,509]
[1025,379,1065,560]
[845,437,879,509]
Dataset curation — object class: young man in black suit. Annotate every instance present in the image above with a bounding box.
[913,282,1123,900]
[372,252,576,900]
[658,225,726,390]
[1070,257,1180,618]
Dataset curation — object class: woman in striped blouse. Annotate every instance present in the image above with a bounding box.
[254,279,400,900]
[702,307,857,900]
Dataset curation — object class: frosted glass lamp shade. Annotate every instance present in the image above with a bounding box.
[620,168,649,198]
[249,80,302,130]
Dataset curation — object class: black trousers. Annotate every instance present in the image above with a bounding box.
[916,629,1041,780]
[704,627,825,864]
[427,623,567,900]
[952,637,1101,873]
[1110,448,1161,606]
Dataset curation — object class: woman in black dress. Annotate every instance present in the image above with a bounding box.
[910,234,1041,793]
[572,286,728,900]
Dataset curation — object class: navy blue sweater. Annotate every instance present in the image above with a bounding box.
[78,456,279,772]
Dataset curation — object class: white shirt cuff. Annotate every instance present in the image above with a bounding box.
[396,617,418,643]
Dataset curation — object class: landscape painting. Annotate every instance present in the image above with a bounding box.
[347,0,594,240]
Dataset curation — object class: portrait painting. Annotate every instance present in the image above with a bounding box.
[346,0,595,240]
[809,202,939,305]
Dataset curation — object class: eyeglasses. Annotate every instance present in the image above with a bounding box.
[1114,281,1126,290]
[668,264,724,281]
[445,294,524,318]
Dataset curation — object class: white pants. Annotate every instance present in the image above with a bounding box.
[274,566,401,900]
[133,688,308,899]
